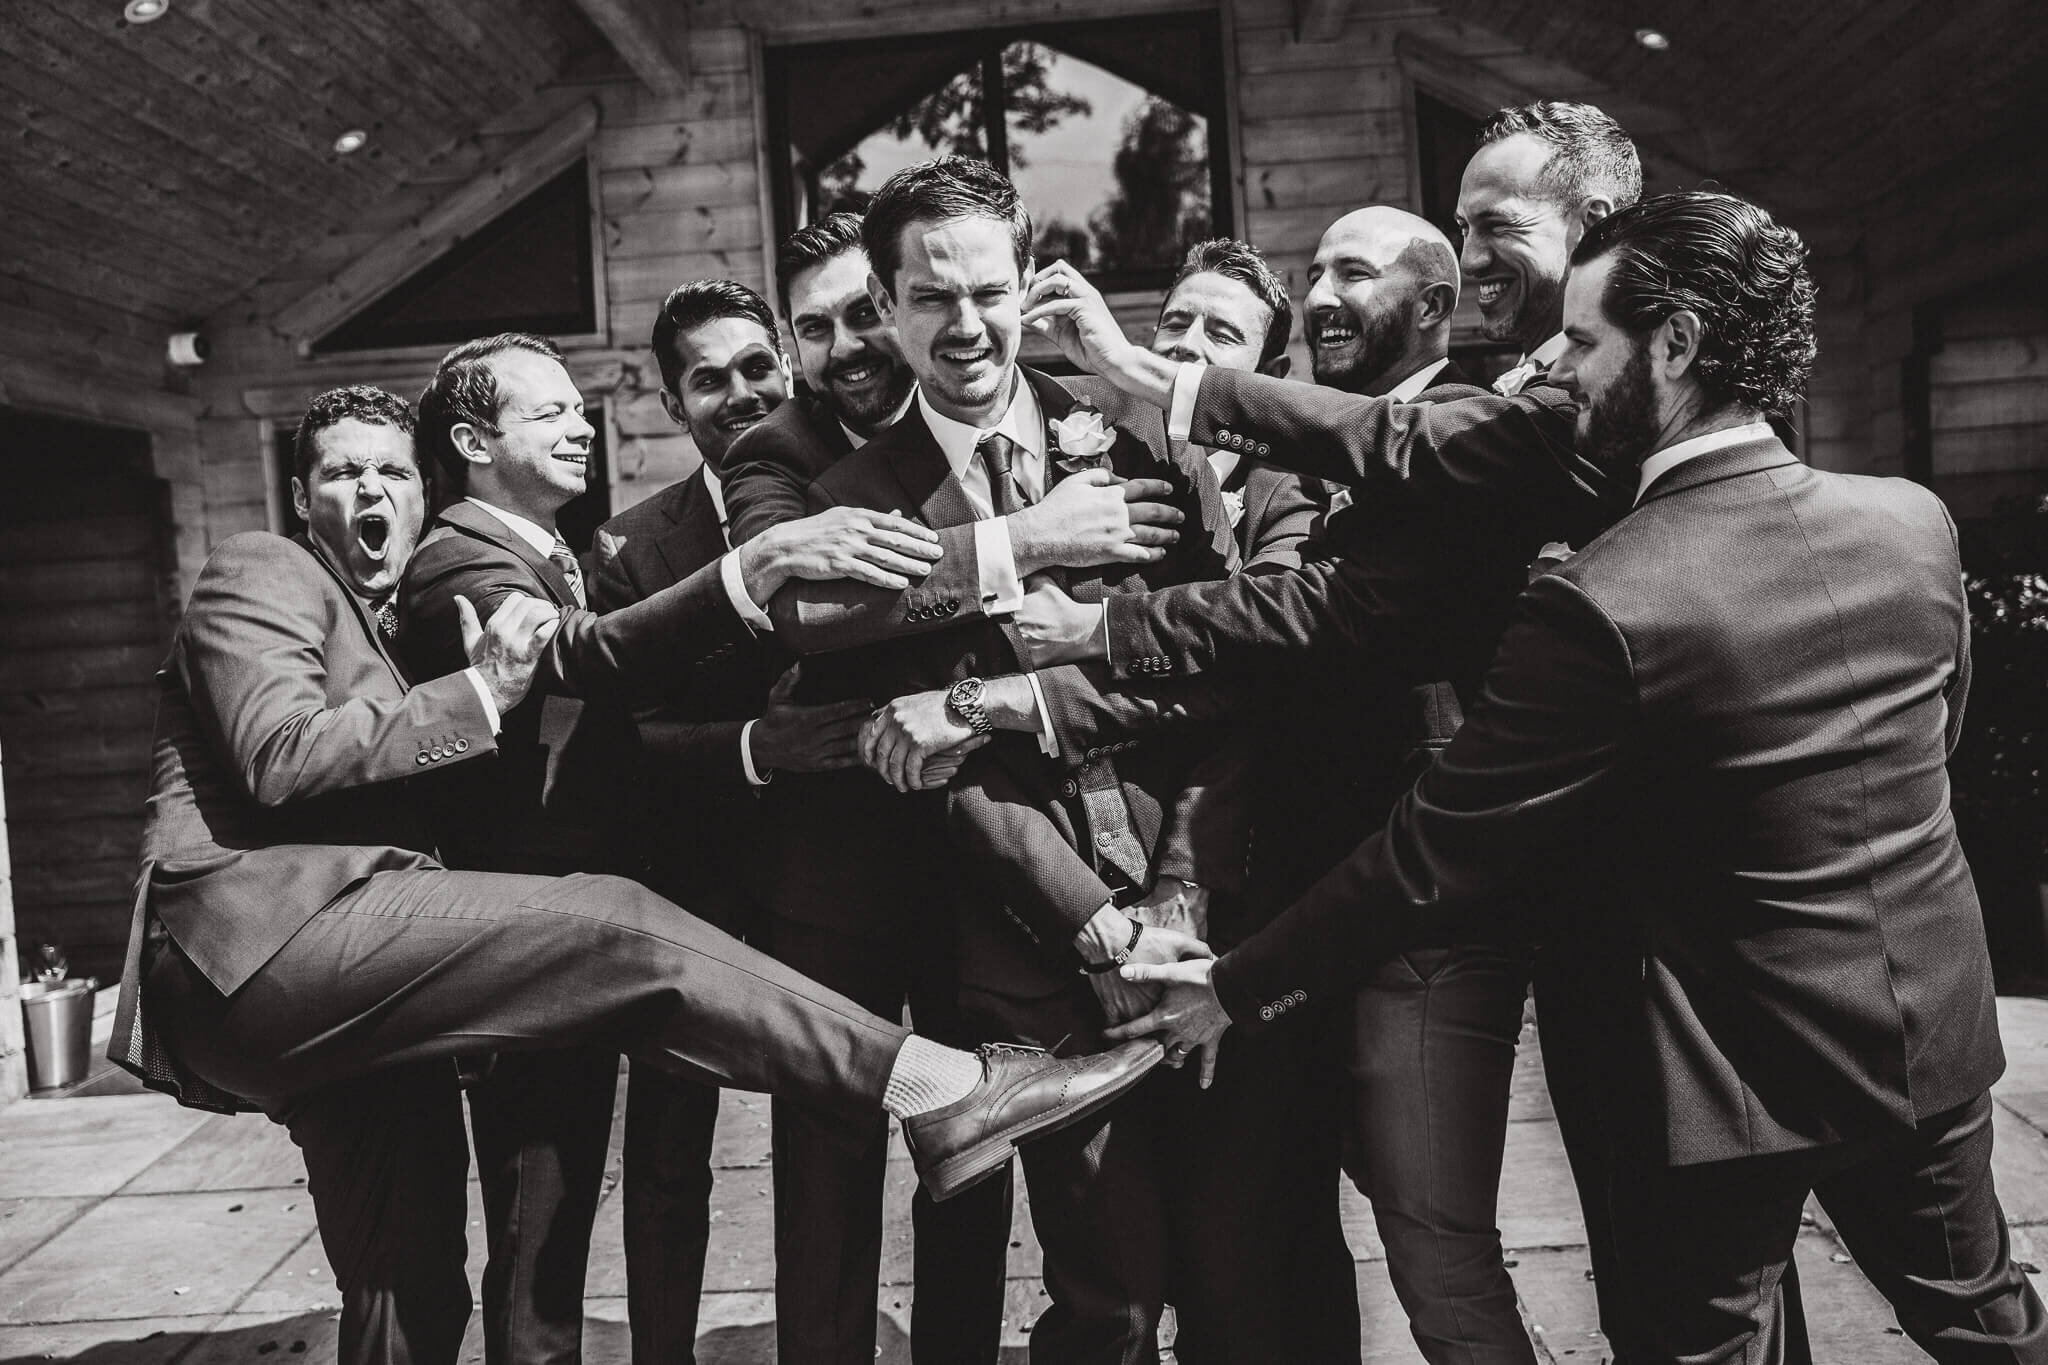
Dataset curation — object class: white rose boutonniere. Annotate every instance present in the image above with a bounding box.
[1221,488,1245,530]
[1050,404,1118,474]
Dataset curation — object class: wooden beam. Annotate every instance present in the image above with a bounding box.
[568,0,690,97]
[1296,0,1351,43]
[273,101,600,353]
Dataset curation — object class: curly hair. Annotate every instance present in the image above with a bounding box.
[651,279,780,394]
[1169,238,1294,367]
[776,212,866,318]
[293,385,416,489]
[862,156,1031,293]
[1478,101,1642,211]
[416,333,565,499]
[1572,191,1815,416]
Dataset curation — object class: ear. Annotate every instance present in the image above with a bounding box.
[448,421,492,466]
[658,388,687,430]
[1655,309,1705,381]
[778,349,795,390]
[1568,194,1617,252]
[868,271,894,321]
[290,476,310,526]
[1259,354,1292,380]
[1415,279,1458,330]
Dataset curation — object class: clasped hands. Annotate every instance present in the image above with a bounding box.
[1085,880,1235,1088]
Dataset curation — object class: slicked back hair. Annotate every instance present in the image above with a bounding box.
[416,332,564,500]
[1574,190,1816,416]
[1168,238,1294,367]
[651,279,781,395]
[293,385,417,489]
[1478,101,1642,212]
[862,156,1031,294]
[777,213,867,318]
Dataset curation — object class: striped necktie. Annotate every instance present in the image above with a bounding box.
[548,536,585,608]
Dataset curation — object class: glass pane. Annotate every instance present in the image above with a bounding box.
[811,58,987,219]
[1004,41,1210,277]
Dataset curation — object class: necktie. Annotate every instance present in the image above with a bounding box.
[977,432,1026,517]
[549,536,586,608]
[373,599,399,640]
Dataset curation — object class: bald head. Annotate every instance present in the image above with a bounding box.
[1303,206,1460,395]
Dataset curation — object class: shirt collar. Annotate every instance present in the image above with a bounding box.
[699,464,729,527]
[1525,332,1570,369]
[1387,356,1452,403]
[465,497,560,557]
[840,386,919,451]
[917,371,1045,481]
[1635,421,1776,504]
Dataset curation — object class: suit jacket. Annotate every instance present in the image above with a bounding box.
[1215,438,2004,1167]
[115,531,752,1105]
[398,500,638,875]
[589,469,789,929]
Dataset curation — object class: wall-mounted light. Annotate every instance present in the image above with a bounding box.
[1634,27,1671,51]
[332,129,369,155]
[123,0,170,23]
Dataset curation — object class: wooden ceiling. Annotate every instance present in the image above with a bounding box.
[0,0,607,326]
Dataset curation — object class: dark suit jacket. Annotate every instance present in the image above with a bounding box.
[589,470,789,929]
[117,531,752,1105]
[398,500,638,875]
[1215,438,2003,1167]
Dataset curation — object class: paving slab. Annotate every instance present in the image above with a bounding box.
[118,1115,307,1196]
[1790,1231,1925,1364]
[0,1314,220,1363]
[1499,1117,1586,1250]
[0,1097,208,1199]
[177,1309,339,1364]
[0,1192,313,1324]
[1997,999,2048,1095]
[0,1202,92,1281]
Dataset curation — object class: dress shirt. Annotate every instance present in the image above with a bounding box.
[1635,421,1775,505]
[916,379,1059,754]
[1388,356,1452,402]
[696,468,770,786]
[460,494,590,736]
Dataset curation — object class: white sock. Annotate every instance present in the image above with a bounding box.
[882,1036,984,1118]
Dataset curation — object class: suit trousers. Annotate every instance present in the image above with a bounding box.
[755,913,1014,1365]
[1610,1091,2048,1363]
[1348,945,1533,1365]
[146,869,909,1365]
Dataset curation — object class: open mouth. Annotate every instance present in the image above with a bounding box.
[719,409,768,435]
[1476,279,1512,308]
[832,361,883,389]
[938,344,993,367]
[356,513,390,562]
[553,450,589,470]
[1311,317,1359,349]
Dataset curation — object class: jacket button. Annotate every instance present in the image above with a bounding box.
[1096,831,1115,848]
[454,738,469,754]
[1259,1005,1275,1022]
[428,746,444,760]
[416,752,430,766]
[1062,780,1078,798]
[1257,442,1271,456]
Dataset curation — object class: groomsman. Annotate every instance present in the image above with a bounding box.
[1123,189,2048,1364]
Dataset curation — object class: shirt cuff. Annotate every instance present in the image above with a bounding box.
[975,516,1025,615]
[462,667,502,735]
[1166,360,1206,442]
[739,718,773,786]
[1023,672,1057,757]
[720,548,773,634]
[1089,603,1111,667]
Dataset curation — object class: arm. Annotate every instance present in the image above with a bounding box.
[181,535,496,807]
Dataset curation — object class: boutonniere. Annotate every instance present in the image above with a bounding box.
[1221,488,1245,530]
[1050,401,1117,474]
[1528,540,1575,584]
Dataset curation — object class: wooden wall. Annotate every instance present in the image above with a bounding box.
[1928,281,2048,521]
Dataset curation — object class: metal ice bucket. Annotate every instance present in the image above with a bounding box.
[19,978,95,1092]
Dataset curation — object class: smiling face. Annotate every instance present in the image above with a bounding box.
[874,215,1025,424]
[1152,270,1275,375]
[1551,254,1660,479]
[457,349,595,525]
[292,418,425,599]
[1456,135,1580,353]
[1302,214,1421,392]
[786,249,915,436]
[659,315,791,471]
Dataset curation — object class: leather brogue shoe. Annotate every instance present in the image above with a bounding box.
[901,1039,1164,1201]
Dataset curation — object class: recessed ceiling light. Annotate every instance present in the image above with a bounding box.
[124,0,170,23]
[1634,27,1671,51]
[333,129,369,155]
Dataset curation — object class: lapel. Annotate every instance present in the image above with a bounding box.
[884,399,983,531]
[438,499,577,608]
[649,470,727,589]
[294,533,409,686]
[1637,437,1799,507]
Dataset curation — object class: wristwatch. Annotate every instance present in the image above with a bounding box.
[945,676,994,736]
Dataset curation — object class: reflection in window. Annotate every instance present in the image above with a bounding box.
[768,18,1229,290]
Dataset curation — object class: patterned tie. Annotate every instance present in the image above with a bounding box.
[373,598,400,640]
[977,432,1027,517]
[549,536,586,608]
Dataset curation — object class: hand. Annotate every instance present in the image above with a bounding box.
[1021,261,1136,376]
[1009,468,1182,574]
[457,593,561,715]
[739,507,942,600]
[1128,876,1209,942]
[859,688,976,792]
[1013,582,1107,668]
[915,735,992,789]
[748,665,872,775]
[1103,953,1232,1088]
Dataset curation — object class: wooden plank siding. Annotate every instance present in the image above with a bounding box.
[1927,283,2048,520]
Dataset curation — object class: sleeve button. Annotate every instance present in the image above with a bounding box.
[454,739,469,754]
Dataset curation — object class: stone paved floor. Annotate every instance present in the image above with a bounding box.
[7,999,2048,1363]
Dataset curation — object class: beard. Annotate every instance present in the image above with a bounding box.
[1484,269,1566,353]
[1577,344,1660,482]
[1310,302,1409,393]
[826,352,916,432]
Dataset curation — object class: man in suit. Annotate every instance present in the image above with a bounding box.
[585,277,925,1365]
[113,382,1165,1365]
[1122,192,2048,1362]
